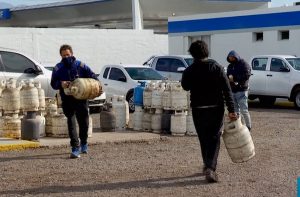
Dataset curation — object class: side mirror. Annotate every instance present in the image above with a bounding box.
[177,67,186,73]
[280,67,290,72]
[118,77,127,82]
[24,68,38,74]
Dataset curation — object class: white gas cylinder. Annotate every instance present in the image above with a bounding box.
[170,111,186,136]
[223,117,255,163]
[133,106,143,131]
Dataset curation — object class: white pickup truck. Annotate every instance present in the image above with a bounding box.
[249,55,300,109]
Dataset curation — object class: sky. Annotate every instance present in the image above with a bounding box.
[0,0,299,8]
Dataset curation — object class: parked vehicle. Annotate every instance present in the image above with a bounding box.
[249,55,300,109]
[98,64,165,112]
[143,55,193,81]
[0,49,106,112]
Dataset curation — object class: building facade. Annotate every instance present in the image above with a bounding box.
[168,5,300,66]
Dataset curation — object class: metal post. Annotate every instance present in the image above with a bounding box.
[132,0,143,30]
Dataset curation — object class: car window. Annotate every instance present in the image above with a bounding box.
[184,58,194,66]
[108,67,126,81]
[125,67,165,80]
[252,58,267,71]
[156,58,172,72]
[103,67,110,79]
[270,58,287,72]
[287,58,300,71]
[0,51,36,73]
[170,59,185,72]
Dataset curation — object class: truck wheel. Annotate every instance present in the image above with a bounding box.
[126,90,135,113]
[293,91,300,110]
[259,96,276,107]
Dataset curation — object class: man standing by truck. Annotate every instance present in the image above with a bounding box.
[226,50,252,131]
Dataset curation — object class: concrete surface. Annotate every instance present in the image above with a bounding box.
[0,131,162,152]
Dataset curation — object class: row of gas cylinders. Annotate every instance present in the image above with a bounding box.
[133,81,189,110]
[131,106,196,136]
[0,97,93,140]
[0,78,46,114]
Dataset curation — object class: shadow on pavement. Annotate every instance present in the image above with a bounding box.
[0,173,208,195]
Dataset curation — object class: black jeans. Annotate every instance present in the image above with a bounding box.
[192,106,224,171]
[62,97,89,148]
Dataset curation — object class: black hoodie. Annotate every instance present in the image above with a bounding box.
[181,58,235,113]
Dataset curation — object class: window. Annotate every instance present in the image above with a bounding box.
[108,67,126,82]
[279,30,289,40]
[156,58,172,72]
[252,58,267,71]
[169,59,185,72]
[103,67,110,78]
[270,58,287,72]
[253,32,263,42]
[0,51,36,73]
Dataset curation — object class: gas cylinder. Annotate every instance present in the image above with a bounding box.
[186,110,197,136]
[171,111,186,136]
[100,102,116,132]
[3,114,21,139]
[45,98,58,116]
[21,111,40,141]
[49,114,68,137]
[20,79,39,112]
[162,83,172,110]
[36,112,46,137]
[151,82,165,109]
[133,81,146,106]
[161,110,172,134]
[143,82,155,108]
[112,95,127,131]
[66,78,102,100]
[142,109,152,132]
[0,80,6,113]
[151,108,162,133]
[2,78,21,114]
[170,82,188,110]
[34,81,46,111]
[223,117,255,163]
[88,116,93,137]
[0,116,4,137]
[133,106,143,131]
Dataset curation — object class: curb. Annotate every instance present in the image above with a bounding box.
[0,139,40,152]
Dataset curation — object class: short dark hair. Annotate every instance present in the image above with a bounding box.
[59,44,73,55]
[188,40,209,59]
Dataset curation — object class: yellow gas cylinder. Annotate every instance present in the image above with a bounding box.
[65,78,102,100]
[223,117,255,163]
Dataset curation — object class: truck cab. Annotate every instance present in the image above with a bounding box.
[249,55,300,109]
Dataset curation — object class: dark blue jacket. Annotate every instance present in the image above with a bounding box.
[226,51,251,93]
[51,58,98,101]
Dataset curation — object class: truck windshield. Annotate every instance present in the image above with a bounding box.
[184,58,194,66]
[125,67,165,80]
[287,58,300,71]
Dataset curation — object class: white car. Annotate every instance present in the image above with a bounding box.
[0,49,56,97]
[0,49,106,112]
[249,55,300,109]
[98,64,165,112]
[143,55,194,81]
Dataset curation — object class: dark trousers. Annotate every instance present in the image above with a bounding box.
[192,106,224,171]
[62,97,89,148]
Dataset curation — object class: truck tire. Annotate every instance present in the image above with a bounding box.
[259,96,276,107]
[293,90,300,110]
[126,90,135,113]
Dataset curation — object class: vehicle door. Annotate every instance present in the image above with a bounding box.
[249,57,268,95]
[266,58,291,96]
[153,58,185,81]
[0,51,49,94]
[104,66,132,98]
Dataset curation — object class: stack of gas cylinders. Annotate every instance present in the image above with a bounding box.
[132,80,196,136]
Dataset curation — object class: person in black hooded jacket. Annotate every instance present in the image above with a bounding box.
[181,40,237,183]
[226,50,252,131]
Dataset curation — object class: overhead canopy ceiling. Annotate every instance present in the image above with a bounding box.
[0,0,270,33]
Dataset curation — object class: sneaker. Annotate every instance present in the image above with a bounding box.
[205,169,218,183]
[81,144,88,154]
[70,147,81,159]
